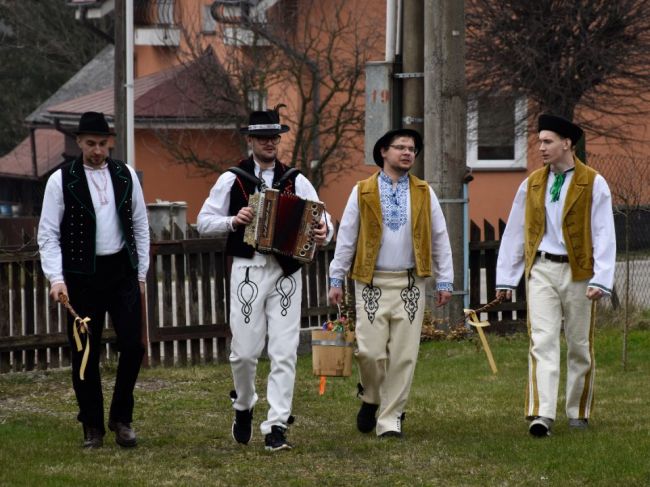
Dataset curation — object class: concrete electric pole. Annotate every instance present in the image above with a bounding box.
[400,0,424,178]
[424,0,467,323]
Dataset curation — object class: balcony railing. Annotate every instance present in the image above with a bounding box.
[134,0,179,27]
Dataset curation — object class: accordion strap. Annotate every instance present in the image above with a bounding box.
[273,167,300,189]
[228,166,301,192]
[228,167,264,190]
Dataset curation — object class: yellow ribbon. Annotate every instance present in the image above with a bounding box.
[72,316,91,381]
[464,309,498,374]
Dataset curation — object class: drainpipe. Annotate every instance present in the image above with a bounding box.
[463,176,471,308]
[395,0,402,57]
[29,127,38,178]
[126,0,135,168]
[385,0,397,62]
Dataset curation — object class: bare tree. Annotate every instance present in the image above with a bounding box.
[466,0,650,139]
[0,0,109,154]
[152,0,381,188]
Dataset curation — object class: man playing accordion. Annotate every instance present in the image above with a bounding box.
[197,108,333,451]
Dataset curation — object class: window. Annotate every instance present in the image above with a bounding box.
[467,95,527,170]
[202,4,216,34]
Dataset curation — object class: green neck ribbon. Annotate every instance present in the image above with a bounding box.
[549,172,566,203]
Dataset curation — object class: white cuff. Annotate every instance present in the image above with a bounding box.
[228,216,237,232]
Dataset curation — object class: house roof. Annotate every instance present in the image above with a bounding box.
[2,50,241,179]
[26,45,114,125]
[46,52,244,126]
[0,129,65,180]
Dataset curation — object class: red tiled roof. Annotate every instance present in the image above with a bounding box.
[0,129,65,179]
[48,54,243,120]
[1,53,242,179]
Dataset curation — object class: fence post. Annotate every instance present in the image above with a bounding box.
[0,262,10,373]
[469,220,481,309]
[483,220,499,323]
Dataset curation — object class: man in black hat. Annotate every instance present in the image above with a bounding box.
[38,111,150,448]
[197,107,333,451]
[496,114,616,437]
[327,128,453,438]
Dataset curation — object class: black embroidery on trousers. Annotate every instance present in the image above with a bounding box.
[275,274,297,316]
[361,281,381,323]
[400,270,420,323]
[236,268,258,324]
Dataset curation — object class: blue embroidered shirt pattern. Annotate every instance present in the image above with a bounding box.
[379,171,409,232]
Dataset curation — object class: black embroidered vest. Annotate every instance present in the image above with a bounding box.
[60,157,138,275]
[226,157,302,276]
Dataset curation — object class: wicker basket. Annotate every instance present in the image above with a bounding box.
[311,329,355,377]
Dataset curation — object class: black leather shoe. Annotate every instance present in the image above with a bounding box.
[356,402,379,433]
[108,420,137,447]
[264,425,293,451]
[82,425,104,449]
[232,408,254,445]
[528,416,553,437]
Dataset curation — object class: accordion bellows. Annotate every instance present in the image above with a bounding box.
[244,189,325,263]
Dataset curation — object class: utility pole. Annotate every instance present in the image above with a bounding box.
[114,0,126,162]
[424,0,467,323]
[400,0,424,178]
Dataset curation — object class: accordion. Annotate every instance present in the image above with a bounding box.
[244,189,325,263]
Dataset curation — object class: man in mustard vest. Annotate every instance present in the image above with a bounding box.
[328,128,453,438]
[496,114,616,437]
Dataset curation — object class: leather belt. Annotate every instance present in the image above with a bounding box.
[536,251,569,263]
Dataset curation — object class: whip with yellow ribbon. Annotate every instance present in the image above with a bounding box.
[460,296,504,375]
[58,293,91,381]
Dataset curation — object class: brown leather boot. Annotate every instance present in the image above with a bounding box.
[82,425,104,449]
[108,420,137,447]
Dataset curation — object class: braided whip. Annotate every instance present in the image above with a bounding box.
[455,295,504,328]
[59,293,91,381]
[459,295,505,374]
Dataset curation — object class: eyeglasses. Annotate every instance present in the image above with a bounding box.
[389,144,417,153]
[252,135,281,145]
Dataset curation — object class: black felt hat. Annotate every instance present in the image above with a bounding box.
[75,111,115,136]
[372,128,423,167]
[538,114,584,146]
[239,109,290,136]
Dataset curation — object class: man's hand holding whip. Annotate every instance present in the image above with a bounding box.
[53,284,91,381]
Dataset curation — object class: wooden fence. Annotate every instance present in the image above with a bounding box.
[0,220,526,374]
[0,239,338,373]
[468,219,527,333]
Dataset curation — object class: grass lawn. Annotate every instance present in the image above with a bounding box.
[1,327,650,486]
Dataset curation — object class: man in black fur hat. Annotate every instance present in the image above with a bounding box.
[38,111,150,448]
[197,107,333,451]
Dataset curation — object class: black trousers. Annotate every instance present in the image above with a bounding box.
[65,249,144,433]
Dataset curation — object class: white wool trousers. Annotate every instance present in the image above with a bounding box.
[354,270,426,436]
[526,256,596,421]
[228,255,302,435]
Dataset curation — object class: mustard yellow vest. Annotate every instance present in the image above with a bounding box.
[524,158,598,281]
[350,172,432,284]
